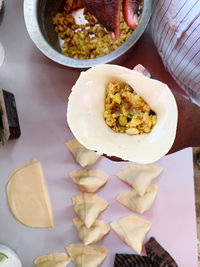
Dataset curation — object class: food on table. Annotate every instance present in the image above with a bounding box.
[52,0,143,59]
[69,169,108,192]
[73,217,110,245]
[34,252,71,267]
[67,64,178,164]
[65,139,101,167]
[116,162,163,196]
[117,184,158,214]
[72,193,108,228]
[110,215,151,254]
[145,237,178,267]
[66,243,108,267]
[114,253,153,267]
[7,160,54,228]
[104,82,157,135]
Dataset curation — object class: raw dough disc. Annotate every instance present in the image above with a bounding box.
[7,160,54,228]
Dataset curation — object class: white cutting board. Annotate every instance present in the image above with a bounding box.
[0,1,198,266]
[0,144,198,267]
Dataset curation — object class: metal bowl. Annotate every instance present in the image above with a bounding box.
[24,0,152,68]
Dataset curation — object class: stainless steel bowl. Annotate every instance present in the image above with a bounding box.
[24,0,152,68]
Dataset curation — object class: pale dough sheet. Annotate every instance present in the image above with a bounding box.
[7,160,54,228]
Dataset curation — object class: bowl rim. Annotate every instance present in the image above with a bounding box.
[23,0,152,68]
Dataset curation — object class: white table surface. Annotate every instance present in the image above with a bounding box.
[0,1,198,267]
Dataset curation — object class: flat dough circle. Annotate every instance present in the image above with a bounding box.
[7,160,54,228]
[67,64,178,163]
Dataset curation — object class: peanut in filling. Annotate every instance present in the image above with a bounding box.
[103,82,157,135]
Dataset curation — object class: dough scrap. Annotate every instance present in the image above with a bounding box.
[65,139,101,167]
[7,160,54,228]
[72,193,108,228]
[116,162,163,196]
[73,217,110,245]
[66,243,108,267]
[110,215,151,254]
[117,184,158,214]
[69,169,108,192]
[34,252,71,267]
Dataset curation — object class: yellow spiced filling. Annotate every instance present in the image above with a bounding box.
[52,1,143,59]
[103,82,157,135]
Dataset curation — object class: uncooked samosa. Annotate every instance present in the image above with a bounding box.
[72,193,108,228]
[66,243,108,267]
[69,169,108,193]
[34,252,70,267]
[116,162,162,196]
[65,139,101,167]
[117,184,158,214]
[73,217,110,245]
[111,215,151,254]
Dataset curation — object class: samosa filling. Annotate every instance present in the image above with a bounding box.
[104,82,157,135]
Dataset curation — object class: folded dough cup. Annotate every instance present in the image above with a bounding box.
[67,64,178,164]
